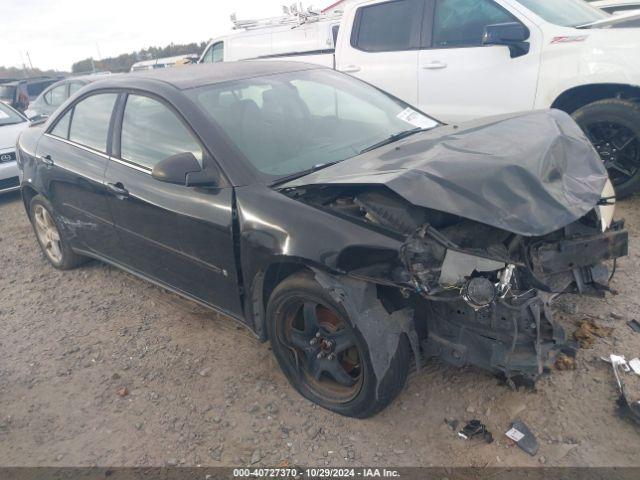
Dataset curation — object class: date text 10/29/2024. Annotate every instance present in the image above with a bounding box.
[231,468,401,478]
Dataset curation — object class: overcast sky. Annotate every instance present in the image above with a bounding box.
[2,0,330,71]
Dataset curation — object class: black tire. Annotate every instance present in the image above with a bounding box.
[572,98,640,198]
[29,195,86,270]
[266,271,410,418]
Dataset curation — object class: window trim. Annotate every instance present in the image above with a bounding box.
[46,89,121,157]
[350,0,425,53]
[425,0,526,50]
[112,90,208,174]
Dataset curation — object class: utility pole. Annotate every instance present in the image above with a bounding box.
[26,51,34,70]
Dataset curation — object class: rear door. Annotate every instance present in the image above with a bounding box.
[35,92,120,255]
[104,92,242,316]
[335,0,424,106]
[417,0,541,122]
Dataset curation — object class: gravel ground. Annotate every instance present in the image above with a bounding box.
[1,190,639,468]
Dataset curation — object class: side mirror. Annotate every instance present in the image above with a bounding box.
[151,152,219,187]
[483,22,530,58]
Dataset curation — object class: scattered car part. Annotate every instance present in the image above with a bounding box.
[629,358,640,376]
[607,354,640,425]
[506,421,539,456]
[628,320,640,334]
[602,354,632,373]
[574,319,613,349]
[458,420,493,443]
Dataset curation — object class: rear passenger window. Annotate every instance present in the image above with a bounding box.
[353,0,420,52]
[47,85,67,107]
[69,93,117,152]
[50,109,72,139]
[433,0,517,48]
[120,95,203,169]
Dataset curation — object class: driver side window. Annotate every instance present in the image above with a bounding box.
[202,42,224,63]
[432,0,517,48]
[120,94,203,170]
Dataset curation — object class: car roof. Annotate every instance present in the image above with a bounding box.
[90,61,326,91]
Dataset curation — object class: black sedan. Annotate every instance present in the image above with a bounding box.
[17,62,628,417]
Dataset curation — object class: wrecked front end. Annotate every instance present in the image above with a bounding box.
[280,110,629,385]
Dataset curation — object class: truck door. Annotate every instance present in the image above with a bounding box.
[335,0,424,106]
[417,0,541,123]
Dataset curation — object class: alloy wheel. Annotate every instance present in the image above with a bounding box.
[32,205,63,264]
[278,300,363,404]
[585,121,640,187]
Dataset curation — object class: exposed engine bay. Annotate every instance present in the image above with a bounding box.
[283,184,628,384]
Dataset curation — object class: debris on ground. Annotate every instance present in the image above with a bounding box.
[116,387,129,397]
[457,420,493,443]
[628,320,640,334]
[607,354,640,426]
[444,418,459,431]
[574,319,613,348]
[555,353,576,371]
[630,358,640,376]
[505,421,539,456]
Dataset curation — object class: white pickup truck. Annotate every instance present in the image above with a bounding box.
[201,0,640,196]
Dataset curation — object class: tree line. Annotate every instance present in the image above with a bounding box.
[71,41,208,74]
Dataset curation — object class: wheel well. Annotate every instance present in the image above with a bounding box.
[551,84,640,115]
[21,185,38,217]
[262,262,310,312]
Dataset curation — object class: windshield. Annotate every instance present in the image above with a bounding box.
[0,85,16,102]
[189,69,439,181]
[0,102,25,126]
[518,0,608,27]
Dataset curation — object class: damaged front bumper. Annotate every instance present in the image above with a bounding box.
[406,221,628,385]
[423,293,565,384]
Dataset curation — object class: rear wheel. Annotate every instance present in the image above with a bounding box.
[572,98,640,198]
[267,271,410,418]
[29,195,86,270]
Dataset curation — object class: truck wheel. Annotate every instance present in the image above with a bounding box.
[572,98,640,198]
[266,271,410,418]
[29,195,86,270]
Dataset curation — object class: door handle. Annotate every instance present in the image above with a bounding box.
[340,65,361,73]
[422,61,448,70]
[41,154,54,166]
[106,182,129,199]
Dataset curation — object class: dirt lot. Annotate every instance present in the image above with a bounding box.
[1,190,639,468]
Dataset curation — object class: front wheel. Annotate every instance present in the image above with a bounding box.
[266,272,410,418]
[572,98,640,198]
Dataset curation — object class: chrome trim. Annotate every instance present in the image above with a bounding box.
[43,133,152,174]
[110,156,152,174]
[44,133,110,160]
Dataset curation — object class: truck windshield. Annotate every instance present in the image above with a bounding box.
[189,69,439,181]
[517,0,608,27]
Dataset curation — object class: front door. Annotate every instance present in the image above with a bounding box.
[335,0,424,106]
[104,93,243,316]
[417,0,541,123]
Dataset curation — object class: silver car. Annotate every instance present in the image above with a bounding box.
[0,102,29,194]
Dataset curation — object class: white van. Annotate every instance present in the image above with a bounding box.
[199,11,342,67]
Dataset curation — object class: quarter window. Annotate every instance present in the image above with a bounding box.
[353,0,420,52]
[45,85,67,107]
[69,82,84,96]
[432,0,517,48]
[120,95,203,169]
[50,109,72,139]
[68,93,118,152]
[202,42,224,63]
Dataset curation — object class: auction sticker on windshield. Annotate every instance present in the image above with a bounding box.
[396,107,437,129]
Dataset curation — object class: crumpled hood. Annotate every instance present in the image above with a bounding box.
[282,110,608,237]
